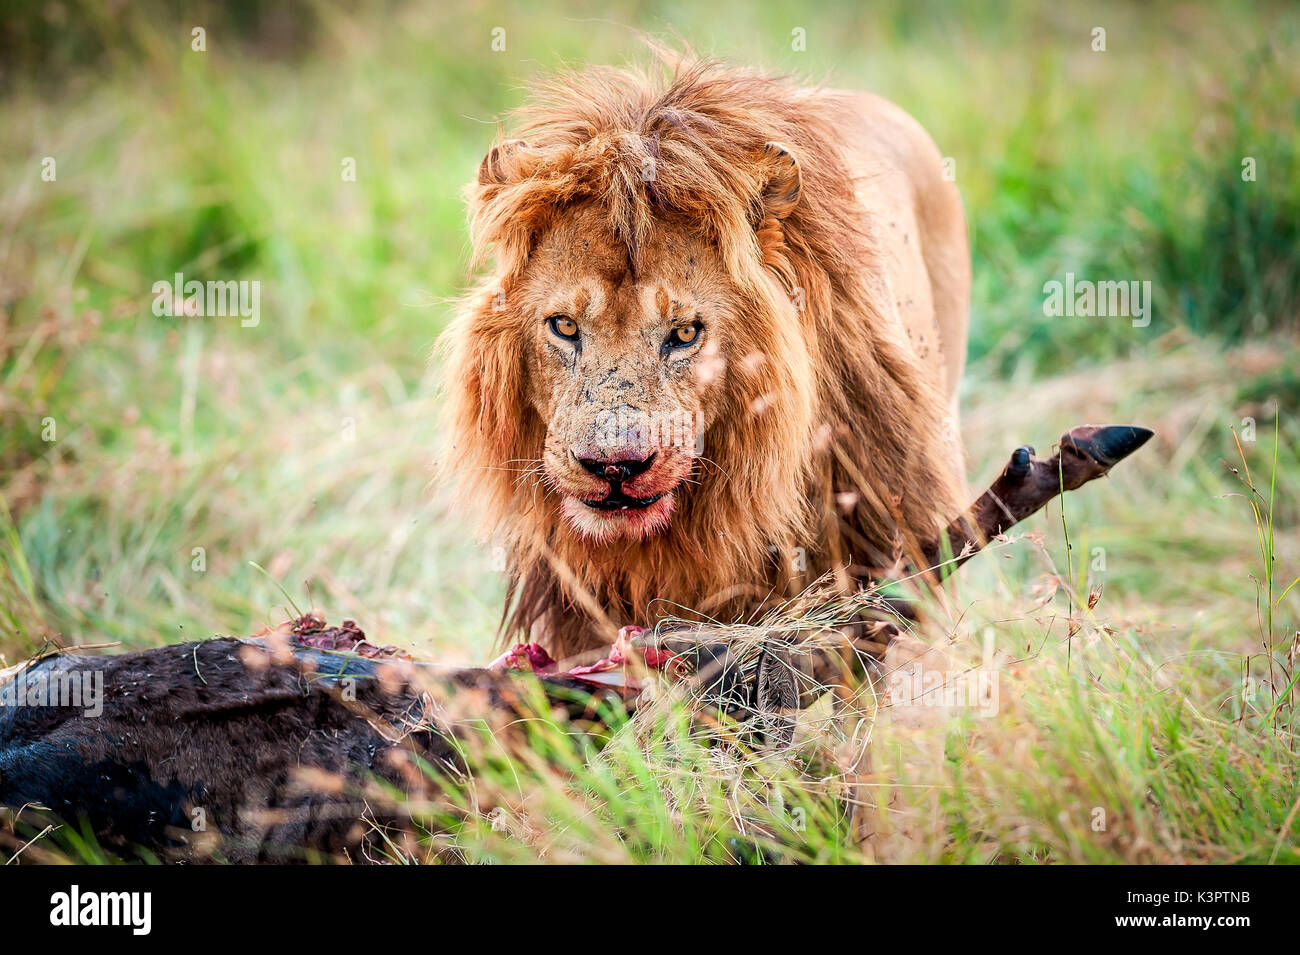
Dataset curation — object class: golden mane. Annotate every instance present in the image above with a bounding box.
[440,56,965,659]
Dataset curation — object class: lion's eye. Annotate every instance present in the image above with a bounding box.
[548,315,579,341]
[666,320,703,349]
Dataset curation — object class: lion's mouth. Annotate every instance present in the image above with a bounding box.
[581,489,666,511]
[561,478,678,539]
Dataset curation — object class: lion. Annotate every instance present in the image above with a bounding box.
[440,56,970,661]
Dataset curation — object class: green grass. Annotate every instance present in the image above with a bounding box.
[1,0,1298,863]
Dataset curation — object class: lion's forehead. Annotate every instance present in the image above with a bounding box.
[536,278,694,333]
[528,205,715,316]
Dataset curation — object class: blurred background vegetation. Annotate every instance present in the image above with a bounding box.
[1,0,1299,863]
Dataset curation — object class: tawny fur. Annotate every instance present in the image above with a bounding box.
[439,56,969,660]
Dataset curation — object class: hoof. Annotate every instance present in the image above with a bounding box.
[1063,425,1154,468]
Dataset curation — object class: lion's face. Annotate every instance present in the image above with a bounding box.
[515,204,732,541]
[446,64,969,657]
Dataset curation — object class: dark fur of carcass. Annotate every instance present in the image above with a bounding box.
[0,636,618,863]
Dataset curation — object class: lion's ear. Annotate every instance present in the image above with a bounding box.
[758,141,802,221]
[478,139,532,186]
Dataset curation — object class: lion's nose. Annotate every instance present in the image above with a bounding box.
[576,452,657,483]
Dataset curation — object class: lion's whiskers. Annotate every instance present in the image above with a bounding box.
[694,454,731,480]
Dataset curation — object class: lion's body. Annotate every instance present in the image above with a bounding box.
[442,59,970,660]
[834,90,970,417]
